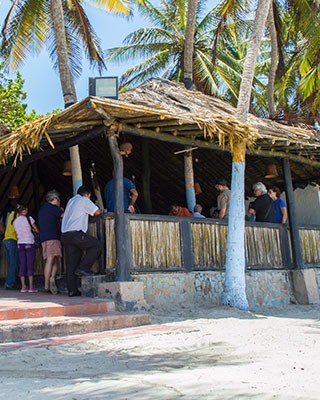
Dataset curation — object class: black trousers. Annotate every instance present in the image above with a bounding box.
[61,231,102,293]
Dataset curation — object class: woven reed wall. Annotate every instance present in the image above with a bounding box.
[299,228,320,265]
[104,218,286,270]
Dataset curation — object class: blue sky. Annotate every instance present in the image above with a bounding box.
[1,0,216,115]
[0,1,148,114]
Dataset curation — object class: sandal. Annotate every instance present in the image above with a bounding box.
[49,277,58,295]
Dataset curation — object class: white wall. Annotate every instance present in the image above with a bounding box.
[294,184,320,225]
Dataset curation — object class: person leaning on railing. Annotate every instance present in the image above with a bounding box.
[61,186,103,297]
[249,182,276,223]
[169,204,191,217]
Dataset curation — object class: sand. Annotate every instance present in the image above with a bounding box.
[0,303,320,399]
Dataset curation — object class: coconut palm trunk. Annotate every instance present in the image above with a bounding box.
[266,2,279,119]
[51,0,83,194]
[184,0,198,88]
[222,0,272,310]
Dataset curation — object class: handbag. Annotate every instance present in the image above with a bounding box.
[33,232,41,248]
[27,216,41,248]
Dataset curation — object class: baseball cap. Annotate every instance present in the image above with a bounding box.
[214,179,227,186]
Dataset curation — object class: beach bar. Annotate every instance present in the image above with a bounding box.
[1,79,320,307]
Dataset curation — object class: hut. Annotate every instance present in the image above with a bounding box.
[1,79,320,307]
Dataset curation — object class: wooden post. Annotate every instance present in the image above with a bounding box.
[108,134,132,281]
[179,218,194,272]
[184,147,196,212]
[282,158,304,269]
[31,161,40,222]
[96,215,106,274]
[278,224,292,269]
[141,138,152,213]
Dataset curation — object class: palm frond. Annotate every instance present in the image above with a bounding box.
[1,0,49,70]
[68,0,106,73]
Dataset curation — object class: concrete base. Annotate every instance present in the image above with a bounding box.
[291,269,320,305]
[97,282,147,312]
[133,270,294,309]
[81,274,114,298]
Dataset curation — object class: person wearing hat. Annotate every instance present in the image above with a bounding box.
[249,182,276,223]
[214,179,230,219]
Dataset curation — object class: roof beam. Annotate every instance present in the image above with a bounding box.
[120,123,320,168]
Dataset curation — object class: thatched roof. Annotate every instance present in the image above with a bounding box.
[1,78,320,168]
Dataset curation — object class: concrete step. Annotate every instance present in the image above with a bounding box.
[0,289,150,342]
[0,292,116,321]
[0,312,150,343]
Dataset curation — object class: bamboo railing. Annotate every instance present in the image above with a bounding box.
[104,215,291,271]
[2,216,320,279]
[299,226,320,265]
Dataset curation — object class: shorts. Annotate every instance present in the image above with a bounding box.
[41,240,62,260]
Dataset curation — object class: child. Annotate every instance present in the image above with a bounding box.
[13,205,39,293]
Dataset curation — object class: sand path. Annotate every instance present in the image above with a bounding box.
[0,304,319,399]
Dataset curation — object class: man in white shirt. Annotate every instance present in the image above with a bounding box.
[61,186,102,297]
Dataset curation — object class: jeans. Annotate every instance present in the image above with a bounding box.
[4,239,19,288]
[61,231,102,293]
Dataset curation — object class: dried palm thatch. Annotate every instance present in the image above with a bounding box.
[1,78,320,167]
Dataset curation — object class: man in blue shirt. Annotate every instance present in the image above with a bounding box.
[104,177,138,213]
[38,190,64,294]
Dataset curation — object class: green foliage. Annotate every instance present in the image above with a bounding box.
[0,63,41,131]
[274,1,320,122]
[106,0,267,116]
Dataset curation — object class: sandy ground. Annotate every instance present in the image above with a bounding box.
[0,304,320,400]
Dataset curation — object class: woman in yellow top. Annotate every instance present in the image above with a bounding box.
[3,209,19,290]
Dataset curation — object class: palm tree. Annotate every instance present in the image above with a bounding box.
[274,1,320,124]
[106,0,242,94]
[1,0,136,193]
[184,0,198,89]
[107,0,268,114]
[221,0,273,311]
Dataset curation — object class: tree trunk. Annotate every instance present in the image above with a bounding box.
[236,0,273,121]
[183,0,198,89]
[221,142,248,310]
[222,0,272,310]
[267,2,279,119]
[50,0,83,194]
